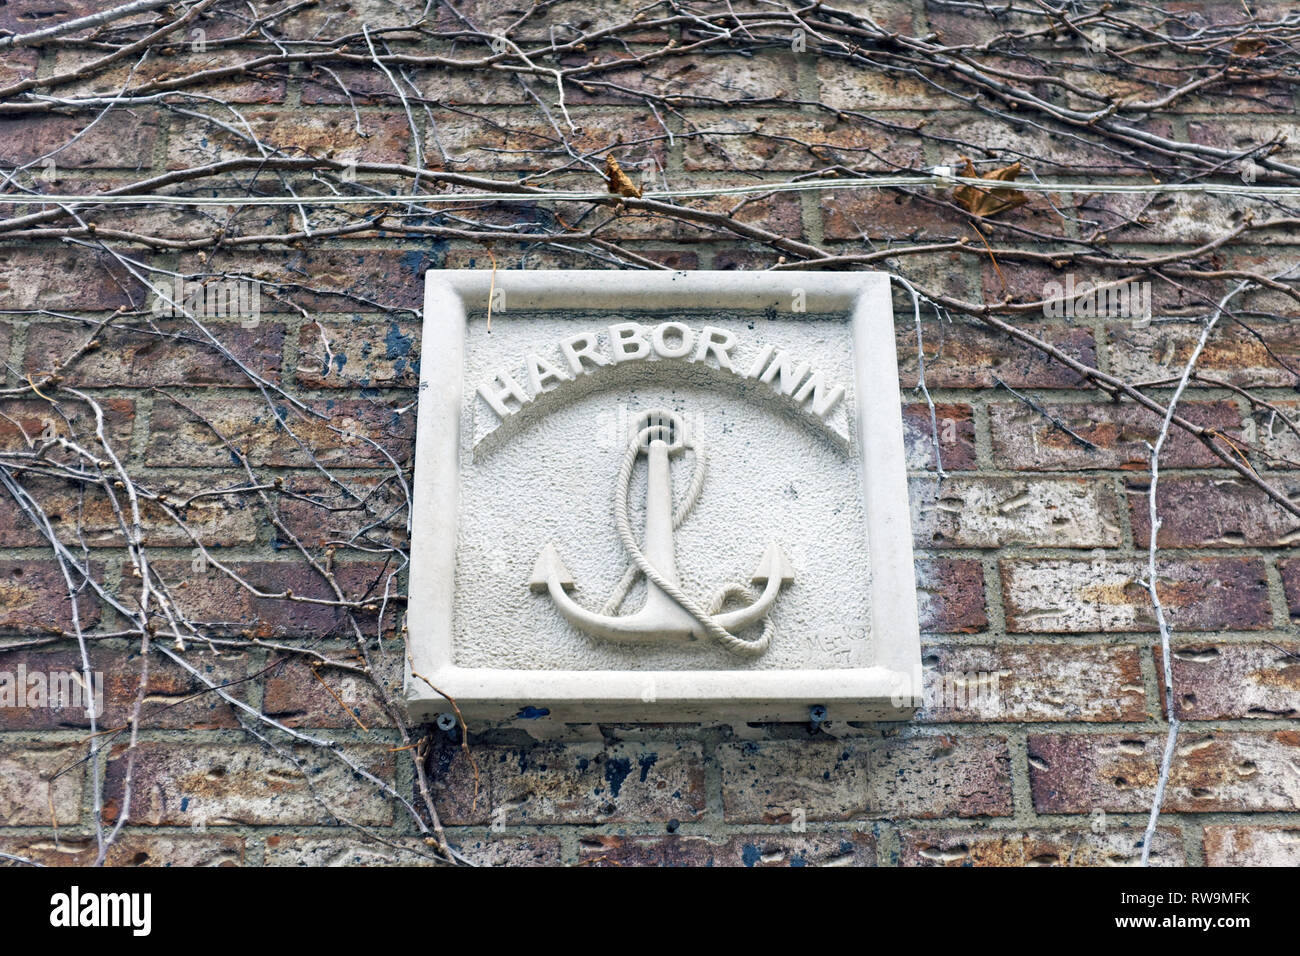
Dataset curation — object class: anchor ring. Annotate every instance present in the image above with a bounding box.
[632,408,686,455]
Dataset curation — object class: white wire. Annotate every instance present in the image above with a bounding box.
[0,174,1295,206]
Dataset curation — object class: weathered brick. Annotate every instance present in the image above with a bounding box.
[0,646,247,730]
[0,396,134,464]
[915,558,987,634]
[1002,557,1271,633]
[272,476,408,550]
[0,113,158,169]
[294,318,418,388]
[564,52,799,106]
[0,833,244,866]
[1129,475,1300,548]
[918,644,1146,722]
[899,827,1184,866]
[1108,320,1300,388]
[1028,731,1300,812]
[912,475,1122,549]
[428,109,669,172]
[104,742,395,826]
[1188,118,1300,168]
[816,57,952,111]
[264,833,562,866]
[579,831,876,867]
[0,47,37,87]
[261,654,400,729]
[1276,560,1300,624]
[176,249,433,313]
[0,247,151,311]
[0,560,100,635]
[1256,401,1300,468]
[903,402,975,471]
[1158,642,1300,720]
[896,320,1096,389]
[50,49,287,104]
[0,742,83,825]
[718,736,1012,822]
[167,109,409,171]
[25,319,285,387]
[146,395,413,469]
[429,741,706,825]
[823,189,959,242]
[1203,826,1300,866]
[940,114,1176,177]
[989,401,1240,471]
[682,111,923,171]
[151,559,395,638]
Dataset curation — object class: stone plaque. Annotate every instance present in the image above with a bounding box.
[406,271,921,723]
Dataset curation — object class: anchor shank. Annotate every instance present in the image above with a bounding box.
[643,438,680,586]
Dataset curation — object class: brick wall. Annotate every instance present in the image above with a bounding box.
[1,0,1298,867]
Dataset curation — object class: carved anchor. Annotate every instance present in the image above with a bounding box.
[529,409,794,656]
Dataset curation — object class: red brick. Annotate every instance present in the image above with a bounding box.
[0,833,244,866]
[1203,826,1300,866]
[25,319,284,387]
[899,827,1185,866]
[0,247,152,311]
[0,742,83,824]
[1108,320,1300,388]
[146,395,413,469]
[103,742,395,826]
[1028,731,1300,812]
[1158,642,1300,720]
[896,321,1096,389]
[294,318,418,389]
[817,57,957,111]
[1129,475,1300,548]
[167,110,411,169]
[273,476,409,550]
[912,475,1122,549]
[264,833,561,866]
[0,113,158,169]
[1276,560,1300,624]
[718,736,1012,822]
[428,741,706,826]
[579,832,876,867]
[990,401,1240,471]
[177,249,433,313]
[429,109,669,172]
[1002,557,1271,633]
[0,48,37,87]
[916,558,987,634]
[903,402,975,471]
[0,646,247,730]
[261,654,400,729]
[682,111,923,172]
[0,560,100,635]
[50,49,287,104]
[151,559,397,638]
[918,644,1146,722]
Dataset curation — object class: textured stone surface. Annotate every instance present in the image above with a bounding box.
[1159,642,1300,720]
[0,834,245,867]
[1002,557,1271,633]
[718,737,1012,821]
[429,741,707,825]
[0,742,83,825]
[103,743,395,826]
[579,832,876,867]
[912,476,1122,549]
[918,644,1146,722]
[899,827,1184,866]
[1203,826,1300,866]
[264,834,562,867]
[1028,732,1300,813]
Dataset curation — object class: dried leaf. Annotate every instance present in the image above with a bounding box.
[952,157,1028,218]
[604,155,642,198]
[1232,38,1267,57]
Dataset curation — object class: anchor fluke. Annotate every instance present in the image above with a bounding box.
[751,542,796,586]
[529,543,575,594]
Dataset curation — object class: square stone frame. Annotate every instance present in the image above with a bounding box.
[405,270,922,724]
